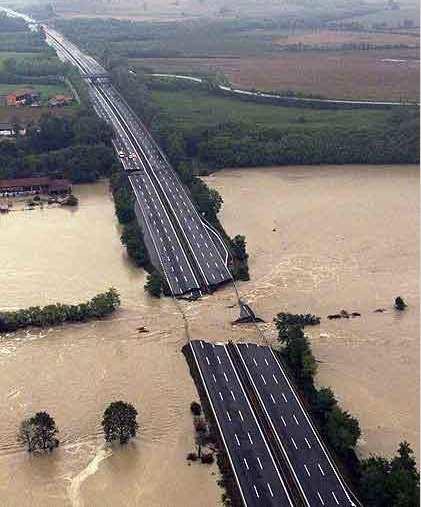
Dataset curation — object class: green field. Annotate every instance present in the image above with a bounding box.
[151,88,392,133]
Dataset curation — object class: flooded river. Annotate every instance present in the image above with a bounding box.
[0,165,418,506]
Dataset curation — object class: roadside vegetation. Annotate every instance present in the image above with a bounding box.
[187,401,215,464]
[273,312,419,506]
[144,271,164,298]
[110,171,150,271]
[0,288,121,332]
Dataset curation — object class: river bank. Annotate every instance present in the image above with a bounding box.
[0,165,418,506]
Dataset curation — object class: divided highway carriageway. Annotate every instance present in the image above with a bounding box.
[43,26,232,299]
[189,340,359,507]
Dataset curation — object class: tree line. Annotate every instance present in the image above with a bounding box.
[18,400,138,454]
[0,288,120,332]
[3,54,67,78]
[110,172,164,297]
[110,171,150,269]
[153,108,419,173]
[274,312,419,506]
[0,113,116,183]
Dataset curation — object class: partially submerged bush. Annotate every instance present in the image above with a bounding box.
[190,401,202,416]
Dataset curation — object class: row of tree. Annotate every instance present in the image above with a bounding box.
[274,312,419,505]
[280,42,419,52]
[0,113,115,183]
[18,401,138,454]
[0,12,27,32]
[153,111,419,173]
[0,288,121,332]
[3,54,67,78]
[110,171,150,270]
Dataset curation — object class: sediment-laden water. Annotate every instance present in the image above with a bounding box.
[0,165,418,506]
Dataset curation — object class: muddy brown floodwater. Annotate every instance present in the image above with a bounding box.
[0,165,418,506]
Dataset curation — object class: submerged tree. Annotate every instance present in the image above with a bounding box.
[145,271,163,298]
[395,296,407,311]
[18,411,59,453]
[102,401,139,445]
[190,401,202,417]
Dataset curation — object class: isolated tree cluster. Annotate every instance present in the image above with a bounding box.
[102,401,139,445]
[18,401,139,455]
[18,412,59,453]
[0,288,120,332]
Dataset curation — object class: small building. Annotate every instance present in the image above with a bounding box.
[48,95,73,107]
[6,89,40,107]
[0,123,14,137]
[0,177,72,196]
[0,123,26,137]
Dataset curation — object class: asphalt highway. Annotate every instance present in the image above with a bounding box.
[235,343,356,507]
[89,83,201,295]
[191,340,294,507]
[99,83,232,286]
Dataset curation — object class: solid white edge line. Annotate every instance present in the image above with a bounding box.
[104,86,229,285]
[46,32,191,296]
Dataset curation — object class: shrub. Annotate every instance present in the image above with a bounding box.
[395,296,407,311]
[201,453,215,464]
[190,401,202,416]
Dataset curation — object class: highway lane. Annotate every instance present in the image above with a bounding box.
[44,27,107,77]
[235,343,356,507]
[191,340,294,507]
